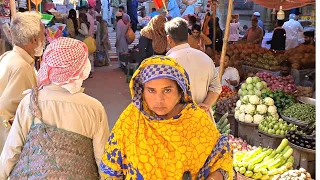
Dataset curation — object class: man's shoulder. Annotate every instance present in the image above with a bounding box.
[0,51,30,69]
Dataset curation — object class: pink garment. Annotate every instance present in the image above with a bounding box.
[86,12,95,37]
[88,0,96,9]
[38,37,88,88]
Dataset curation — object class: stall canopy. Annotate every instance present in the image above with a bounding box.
[247,0,315,10]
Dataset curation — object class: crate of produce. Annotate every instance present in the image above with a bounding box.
[236,118,260,146]
[289,142,315,178]
[215,113,238,136]
[257,130,284,149]
[286,125,315,178]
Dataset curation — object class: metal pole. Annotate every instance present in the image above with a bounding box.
[218,0,233,81]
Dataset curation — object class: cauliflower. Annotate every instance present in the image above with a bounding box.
[234,110,241,119]
[239,113,246,122]
[268,105,277,115]
[244,114,254,123]
[256,104,268,114]
[239,105,246,113]
[241,95,249,104]
[264,97,275,106]
[253,114,264,124]
[245,104,256,115]
[249,95,260,105]
[236,100,242,108]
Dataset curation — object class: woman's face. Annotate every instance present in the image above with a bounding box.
[143,78,182,116]
[192,29,200,38]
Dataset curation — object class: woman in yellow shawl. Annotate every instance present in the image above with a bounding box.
[100,56,233,180]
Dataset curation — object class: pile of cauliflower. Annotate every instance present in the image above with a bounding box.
[234,95,279,124]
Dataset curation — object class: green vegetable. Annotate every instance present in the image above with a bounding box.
[283,148,293,159]
[234,167,240,172]
[264,150,277,161]
[252,172,263,179]
[221,124,230,133]
[281,146,291,155]
[248,149,272,165]
[284,162,293,169]
[267,157,285,170]
[286,156,294,164]
[276,139,289,153]
[239,167,246,174]
[260,175,269,180]
[267,168,279,176]
[245,171,253,177]
[247,163,255,171]
[243,147,263,162]
[282,103,316,123]
[260,168,268,175]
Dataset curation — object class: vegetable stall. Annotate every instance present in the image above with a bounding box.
[213,72,316,179]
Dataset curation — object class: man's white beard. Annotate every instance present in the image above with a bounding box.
[34,42,44,57]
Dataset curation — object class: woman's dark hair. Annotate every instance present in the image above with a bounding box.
[280,60,292,68]
[188,16,197,25]
[176,82,185,103]
[191,24,201,32]
[79,13,90,30]
[277,20,284,27]
[68,9,78,35]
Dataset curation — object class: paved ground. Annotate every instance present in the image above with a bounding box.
[83,62,131,129]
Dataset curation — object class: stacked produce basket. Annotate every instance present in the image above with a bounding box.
[214,65,316,179]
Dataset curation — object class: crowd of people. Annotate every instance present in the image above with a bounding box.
[0,10,237,179]
[0,2,315,178]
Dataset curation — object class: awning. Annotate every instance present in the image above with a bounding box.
[247,0,315,10]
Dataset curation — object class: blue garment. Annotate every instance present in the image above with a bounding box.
[168,0,181,18]
[102,0,110,22]
[258,19,264,30]
[181,4,195,17]
[149,11,160,18]
[127,0,138,25]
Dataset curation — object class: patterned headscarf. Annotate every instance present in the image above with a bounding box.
[37,37,90,89]
[122,14,131,24]
[130,55,193,120]
[140,15,167,54]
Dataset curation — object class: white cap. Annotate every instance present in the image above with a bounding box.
[253,12,260,17]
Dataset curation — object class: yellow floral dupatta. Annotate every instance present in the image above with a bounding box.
[100,56,233,180]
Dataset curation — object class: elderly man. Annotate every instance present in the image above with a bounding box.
[0,12,45,151]
[165,17,222,121]
[283,14,303,50]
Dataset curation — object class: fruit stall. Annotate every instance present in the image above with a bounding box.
[214,71,316,179]
[222,43,316,87]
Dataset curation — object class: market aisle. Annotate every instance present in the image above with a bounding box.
[83,61,131,129]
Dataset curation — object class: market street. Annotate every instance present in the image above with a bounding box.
[83,62,131,129]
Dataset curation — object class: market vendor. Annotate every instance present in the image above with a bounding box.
[242,17,263,45]
[276,60,300,85]
[303,30,315,46]
[215,54,240,90]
